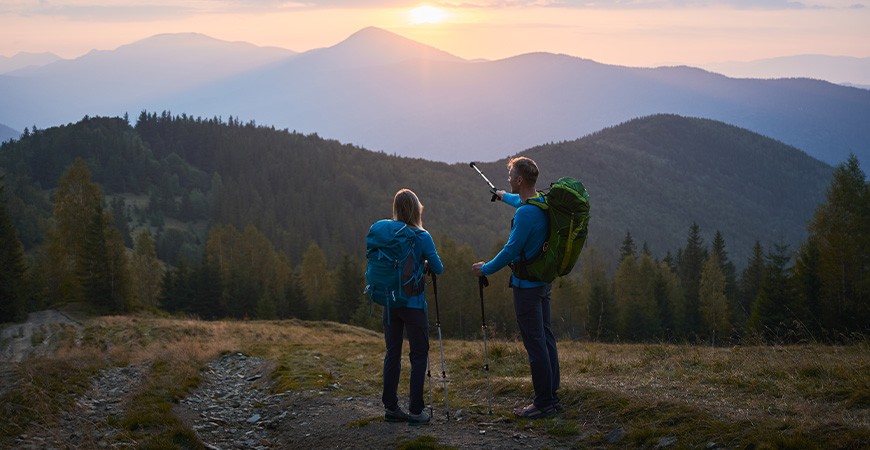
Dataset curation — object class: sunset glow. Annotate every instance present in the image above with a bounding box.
[407,5,448,25]
[0,1,867,70]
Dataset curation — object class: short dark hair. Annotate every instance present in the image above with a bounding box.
[507,156,539,186]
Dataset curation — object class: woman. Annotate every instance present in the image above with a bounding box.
[382,188,443,425]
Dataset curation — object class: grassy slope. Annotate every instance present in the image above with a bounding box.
[1,315,868,448]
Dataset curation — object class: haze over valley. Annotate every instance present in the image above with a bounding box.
[1,28,868,168]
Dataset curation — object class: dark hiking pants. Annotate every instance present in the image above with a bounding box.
[382,307,429,415]
[513,284,560,409]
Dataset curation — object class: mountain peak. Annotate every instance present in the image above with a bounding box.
[296,26,464,68]
[120,32,295,55]
[346,26,396,40]
[1,51,63,74]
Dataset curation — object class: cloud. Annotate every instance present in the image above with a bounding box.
[439,0,853,9]
[1,0,860,22]
[0,0,410,18]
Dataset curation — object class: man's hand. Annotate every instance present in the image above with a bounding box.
[494,189,506,200]
[472,261,485,277]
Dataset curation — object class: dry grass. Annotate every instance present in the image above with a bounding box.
[2,314,868,448]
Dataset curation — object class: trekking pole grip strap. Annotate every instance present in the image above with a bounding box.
[479,276,489,288]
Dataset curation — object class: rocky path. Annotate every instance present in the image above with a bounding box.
[11,364,146,449]
[1,310,83,400]
[0,310,82,363]
[3,313,562,449]
[177,353,558,449]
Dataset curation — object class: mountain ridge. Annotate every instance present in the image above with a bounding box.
[704,54,870,87]
[0,27,866,167]
[0,123,19,143]
[0,51,62,74]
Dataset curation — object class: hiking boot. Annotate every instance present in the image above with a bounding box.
[384,406,410,423]
[513,403,558,419]
[407,409,431,425]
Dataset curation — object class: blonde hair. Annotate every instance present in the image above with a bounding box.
[393,188,423,228]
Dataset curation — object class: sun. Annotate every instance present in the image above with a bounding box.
[408,5,448,25]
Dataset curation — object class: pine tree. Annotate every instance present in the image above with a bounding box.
[641,242,652,257]
[614,254,660,341]
[739,241,765,328]
[654,260,684,340]
[110,196,133,247]
[160,261,192,314]
[793,237,824,336]
[204,223,290,319]
[79,204,114,312]
[748,243,798,342]
[551,275,585,339]
[677,222,707,339]
[129,230,163,309]
[43,158,104,304]
[334,255,364,324]
[285,269,309,320]
[578,249,615,341]
[0,181,28,323]
[300,242,336,321]
[699,253,730,345]
[430,235,479,339]
[190,258,224,319]
[619,230,637,262]
[710,230,739,333]
[804,154,869,335]
[103,211,131,313]
[636,253,663,339]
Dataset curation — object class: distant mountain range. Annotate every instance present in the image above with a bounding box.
[0,51,62,74]
[704,55,870,89]
[0,123,18,143]
[0,27,867,167]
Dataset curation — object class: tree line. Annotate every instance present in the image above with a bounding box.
[2,154,867,344]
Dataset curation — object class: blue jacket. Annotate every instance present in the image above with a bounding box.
[480,193,548,288]
[405,227,444,309]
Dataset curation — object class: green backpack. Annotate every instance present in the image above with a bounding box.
[512,177,590,283]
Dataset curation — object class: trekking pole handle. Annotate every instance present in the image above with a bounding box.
[469,162,499,202]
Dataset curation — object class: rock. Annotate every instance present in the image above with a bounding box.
[656,436,678,448]
[606,427,625,444]
[177,353,284,449]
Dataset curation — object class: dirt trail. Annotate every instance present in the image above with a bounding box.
[175,352,563,449]
[0,309,83,363]
[1,310,83,400]
[2,313,570,449]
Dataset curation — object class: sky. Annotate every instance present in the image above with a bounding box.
[1,0,868,68]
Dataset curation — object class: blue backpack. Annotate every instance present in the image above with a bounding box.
[365,220,426,322]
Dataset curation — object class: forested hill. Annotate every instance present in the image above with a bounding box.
[521,114,834,265]
[0,112,832,268]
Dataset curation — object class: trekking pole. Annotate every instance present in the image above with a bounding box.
[427,350,434,418]
[426,266,435,419]
[478,275,494,414]
[469,162,499,202]
[432,272,450,420]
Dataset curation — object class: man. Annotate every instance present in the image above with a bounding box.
[472,156,560,419]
